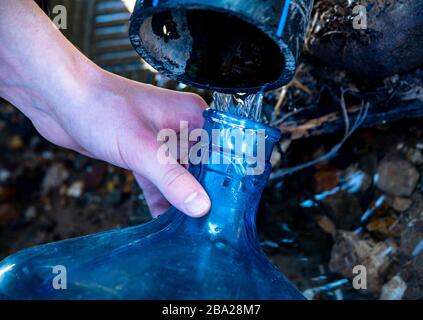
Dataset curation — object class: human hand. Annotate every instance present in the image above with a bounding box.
[31,70,211,218]
[0,0,211,218]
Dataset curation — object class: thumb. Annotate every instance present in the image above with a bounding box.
[141,152,211,218]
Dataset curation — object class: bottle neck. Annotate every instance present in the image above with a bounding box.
[182,109,281,246]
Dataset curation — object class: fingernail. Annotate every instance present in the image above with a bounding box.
[183,192,210,216]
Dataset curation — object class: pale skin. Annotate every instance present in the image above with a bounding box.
[0,0,211,218]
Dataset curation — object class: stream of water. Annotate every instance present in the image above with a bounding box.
[212,91,265,121]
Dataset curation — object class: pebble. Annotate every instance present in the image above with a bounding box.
[41,163,69,195]
[9,135,24,150]
[41,151,54,160]
[67,181,84,198]
[367,213,397,240]
[0,168,11,182]
[315,214,337,236]
[376,156,420,197]
[270,149,282,168]
[379,275,407,300]
[392,197,412,212]
[407,148,423,165]
[329,231,397,294]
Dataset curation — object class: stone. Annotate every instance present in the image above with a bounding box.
[41,163,69,195]
[270,149,281,168]
[376,157,420,197]
[367,213,398,240]
[392,197,413,212]
[0,168,11,183]
[67,181,84,198]
[315,214,336,236]
[379,275,407,300]
[329,231,397,294]
[407,149,423,165]
[8,135,24,150]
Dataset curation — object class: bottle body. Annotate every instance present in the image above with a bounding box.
[0,110,304,300]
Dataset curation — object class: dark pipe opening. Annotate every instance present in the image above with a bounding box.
[137,9,285,92]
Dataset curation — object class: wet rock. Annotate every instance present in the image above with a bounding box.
[321,191,363,230]
[329,231,397,294]
[0,169,11,182]
[376,157,420,197]
[41,163,69,195]
[84,163,108,190]
[0,204,20,228]
[392,197,413,212]
[67,181,84,198]
[379,275,407,300]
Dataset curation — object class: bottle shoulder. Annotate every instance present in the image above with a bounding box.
[0,211,303,299]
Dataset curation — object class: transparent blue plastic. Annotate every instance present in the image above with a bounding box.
[0,109,304,300]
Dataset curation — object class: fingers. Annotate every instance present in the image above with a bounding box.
[134,173,171,218]
[141,157,211,218]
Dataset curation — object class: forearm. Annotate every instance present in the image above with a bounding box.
[0,0,99,117]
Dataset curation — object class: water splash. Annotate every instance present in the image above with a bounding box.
[212,92,264,121]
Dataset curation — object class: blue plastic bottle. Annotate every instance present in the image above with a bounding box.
[0,109,304,299]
